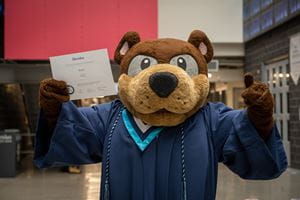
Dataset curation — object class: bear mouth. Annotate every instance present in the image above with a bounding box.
[141,108,184,117]
[153,108,172,114]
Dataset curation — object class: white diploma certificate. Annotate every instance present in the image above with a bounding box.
[50,49,117,100]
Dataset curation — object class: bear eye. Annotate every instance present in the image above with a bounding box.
[177,57,186,70]
[128,55,158,76]
[170,54,199,76]
[141,58,151,69]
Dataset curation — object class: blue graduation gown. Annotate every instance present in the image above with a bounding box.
[34,100,287,200]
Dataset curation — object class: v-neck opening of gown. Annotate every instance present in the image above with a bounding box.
[126,110,156,140]
[122,109,164,151]
[133,116,151,134]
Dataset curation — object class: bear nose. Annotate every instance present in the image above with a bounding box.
[149,72,178,98]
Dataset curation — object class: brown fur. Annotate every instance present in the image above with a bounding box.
[116,30,212,126]
[188,30,214,63]
[39,78,70,131]
[118,39,209,75]
[119,65,209,126]
[114,31,141,64]
[242,73,274,139]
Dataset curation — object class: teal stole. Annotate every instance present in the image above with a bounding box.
[122,109,164,151]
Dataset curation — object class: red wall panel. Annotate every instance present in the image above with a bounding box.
[5,0,157,60]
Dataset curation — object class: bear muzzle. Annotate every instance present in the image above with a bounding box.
[149,72,178,98]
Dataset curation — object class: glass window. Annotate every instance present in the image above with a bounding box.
[273,68,276,87]
[250,0,261,16]
[279,66,283,87]
[250,17,260,36]
[280,93,283,113]
[261,8,273,30]
[244,1,251,20]
[273,93,276,113]
[261,0,273,9]
[286,63,290,86]
[274,0,288,22]
[289,0,300,14]
[244,22,250,40]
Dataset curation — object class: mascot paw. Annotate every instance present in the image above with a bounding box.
[241,73,273,109]
[241,73,274,138]
[39,78,70,122]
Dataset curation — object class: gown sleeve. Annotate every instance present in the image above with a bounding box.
[34,100,121,168]
[207,102,288,180]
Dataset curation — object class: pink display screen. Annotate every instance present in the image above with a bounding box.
[5,0,157,60]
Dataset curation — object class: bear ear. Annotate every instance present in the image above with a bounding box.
[114,31,141,64]
[187,30,214,63]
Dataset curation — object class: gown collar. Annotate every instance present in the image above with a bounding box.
[122,109,164,151]
[133,116,151,133]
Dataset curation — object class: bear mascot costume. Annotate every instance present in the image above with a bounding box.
[34,30,287,200]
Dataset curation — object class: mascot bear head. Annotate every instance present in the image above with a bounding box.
[114,30,213,126]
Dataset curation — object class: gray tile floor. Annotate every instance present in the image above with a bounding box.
[1,157,300,200]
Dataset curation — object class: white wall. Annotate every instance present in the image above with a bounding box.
[158,0,243,43]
